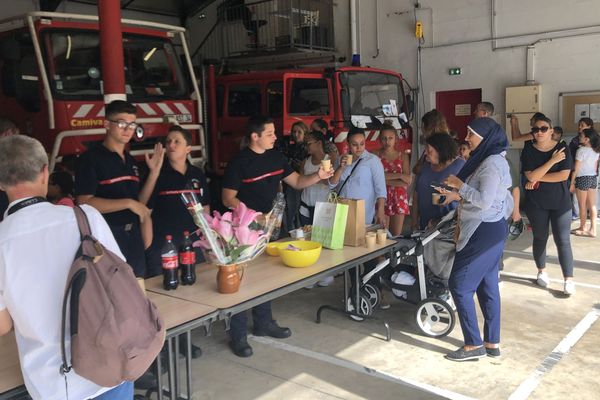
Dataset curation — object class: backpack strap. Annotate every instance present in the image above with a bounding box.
[73,205,92,239]
[73,206,104,262]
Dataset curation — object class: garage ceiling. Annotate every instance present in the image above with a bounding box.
[41,0,214,22]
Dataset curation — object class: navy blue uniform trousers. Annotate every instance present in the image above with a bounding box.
[449,219,507,346]
[229,301,273,341]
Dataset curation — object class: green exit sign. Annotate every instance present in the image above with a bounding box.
[449,67,462,75]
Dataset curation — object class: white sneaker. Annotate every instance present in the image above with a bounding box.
[537,271,550,288]
[317,276,334,287]
[564,280,576,295]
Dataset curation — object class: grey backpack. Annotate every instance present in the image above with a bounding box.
[60,206,165,387]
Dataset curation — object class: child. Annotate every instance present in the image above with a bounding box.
[48,171,75,207]
[570,128,600,237]
[458,141,471,160]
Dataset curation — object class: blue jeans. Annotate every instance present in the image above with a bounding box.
[91,382,133,400]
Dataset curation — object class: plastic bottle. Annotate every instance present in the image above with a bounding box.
[269,192,286,240]
[161,235,179,290]
[179,230,196,285]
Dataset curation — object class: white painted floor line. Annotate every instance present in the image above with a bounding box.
[503,249,600,266]
[250,335,476,400]
[500,271,600,290]
[508,305,600,400]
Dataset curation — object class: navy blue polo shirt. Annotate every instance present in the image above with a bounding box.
[222,147,294,213]
[148,162,209,243]
[75,144,141,226]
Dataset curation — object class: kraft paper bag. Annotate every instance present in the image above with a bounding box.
[338,198,366,247]
[311,201,349,249]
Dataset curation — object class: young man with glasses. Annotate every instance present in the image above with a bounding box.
[76,100,160,277]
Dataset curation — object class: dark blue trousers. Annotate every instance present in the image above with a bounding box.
[229,301,273,341]
[449,220,507,346]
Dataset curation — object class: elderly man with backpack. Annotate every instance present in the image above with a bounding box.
[0,135,163,399]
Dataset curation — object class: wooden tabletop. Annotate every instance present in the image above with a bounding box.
[146,240,395,310]
[0,292,217,395]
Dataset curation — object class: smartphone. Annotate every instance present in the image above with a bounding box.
[430,181,454,191]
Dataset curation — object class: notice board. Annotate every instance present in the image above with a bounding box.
[559,91,600,134]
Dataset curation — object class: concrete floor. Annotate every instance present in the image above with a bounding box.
[176,221,600,400]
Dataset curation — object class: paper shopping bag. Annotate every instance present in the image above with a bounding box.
[311,201,349,249]
[338,198,366,247]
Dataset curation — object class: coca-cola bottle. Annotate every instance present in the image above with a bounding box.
[179,230,196,285]
[162,235,179,290]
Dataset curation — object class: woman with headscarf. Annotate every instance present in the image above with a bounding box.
[435,117,513,361]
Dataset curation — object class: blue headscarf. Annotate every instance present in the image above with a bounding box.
[457,117,508,181]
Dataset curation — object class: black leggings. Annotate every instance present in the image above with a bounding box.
[526,207,574,277]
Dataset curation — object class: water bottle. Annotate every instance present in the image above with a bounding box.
[179,230,196,285]
[269,192,286,240]
[161,235,179,290]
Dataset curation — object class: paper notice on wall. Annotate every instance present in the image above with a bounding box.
[589,104,600,123]
[399,112,408,123]
[455,104,471,116]
[575,104,590,123]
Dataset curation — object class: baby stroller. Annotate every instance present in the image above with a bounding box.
[349,210,457,338]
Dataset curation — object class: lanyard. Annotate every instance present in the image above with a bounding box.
[7,196,48,216]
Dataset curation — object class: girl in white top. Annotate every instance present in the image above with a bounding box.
[570,128,600,237]
[299,131,336,226]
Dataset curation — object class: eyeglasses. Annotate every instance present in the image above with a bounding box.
[108,120,139,130]
[531,126,550,134]
[305,141,316,146]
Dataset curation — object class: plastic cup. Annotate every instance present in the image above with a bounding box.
[366,233,376,249]
[346,154,353,165]
[376,229,387,244]
[321,159,331,172]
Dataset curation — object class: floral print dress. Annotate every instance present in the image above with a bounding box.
[380,157,410,216]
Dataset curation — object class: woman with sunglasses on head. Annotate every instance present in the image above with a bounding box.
[436,118,513,361]
[377,123,411,236]
[521,116,575,295]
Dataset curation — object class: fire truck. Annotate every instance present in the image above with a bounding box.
[0,11,205,171]
[206,64,413,175]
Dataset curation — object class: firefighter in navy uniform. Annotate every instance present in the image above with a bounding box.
[140,125,210,278]
[75,100,159,277]
[221,116,333,358]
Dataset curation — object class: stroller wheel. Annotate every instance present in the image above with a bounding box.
[346,294,373,322]
[414,298,455,338]
[363,284,381,308]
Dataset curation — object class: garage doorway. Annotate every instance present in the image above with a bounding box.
[435,89,482,141]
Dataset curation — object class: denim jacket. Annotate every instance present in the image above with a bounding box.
[456,153,513,251]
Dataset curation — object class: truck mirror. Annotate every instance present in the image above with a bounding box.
[0,39,21,61]
[405,94,415,115]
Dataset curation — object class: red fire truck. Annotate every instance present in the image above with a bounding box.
[0,11,205,170]
[206,65,413,175]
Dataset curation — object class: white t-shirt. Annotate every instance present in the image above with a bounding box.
[0,201,125,400]
[575,146,600,177]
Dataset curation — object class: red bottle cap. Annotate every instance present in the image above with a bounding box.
[183,230,190,236]
[166,235,172,240]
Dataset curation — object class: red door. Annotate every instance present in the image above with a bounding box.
[435,89,482,141]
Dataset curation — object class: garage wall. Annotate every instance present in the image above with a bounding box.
[334,0,600,132]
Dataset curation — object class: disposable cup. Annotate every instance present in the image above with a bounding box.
[366,233,376,249]
[376,229,387,244]
[346,154,353,165]
[321,159,331,172]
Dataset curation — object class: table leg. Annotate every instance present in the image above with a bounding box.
[156,347,164,400]
[174,335,180,398]
[168,337,176,399]
[186,331,193,398]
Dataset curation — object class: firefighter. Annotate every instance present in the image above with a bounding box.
[75,100,159,277]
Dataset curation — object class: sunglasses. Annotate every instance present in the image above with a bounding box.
[531,126,550,134]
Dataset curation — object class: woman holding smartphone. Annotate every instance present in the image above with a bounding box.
[521,116,575,295]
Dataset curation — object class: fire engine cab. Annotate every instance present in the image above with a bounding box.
[0,12,205,171]
[206,65,413,175]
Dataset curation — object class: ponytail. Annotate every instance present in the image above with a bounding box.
[582,128,600,153]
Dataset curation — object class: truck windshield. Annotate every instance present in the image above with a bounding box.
[43,30,188,100]
[341,71,404,118]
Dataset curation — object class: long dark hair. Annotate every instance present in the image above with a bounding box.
[582,128,600,153]
[425,133,458,164]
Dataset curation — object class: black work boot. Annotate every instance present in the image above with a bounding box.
[253,321,292,339]
[229,337,253,358]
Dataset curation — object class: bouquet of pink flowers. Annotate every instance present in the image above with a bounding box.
[182,193,269,265]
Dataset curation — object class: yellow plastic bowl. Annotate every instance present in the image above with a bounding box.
[279,241,322,268]
[266,242,283,256]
